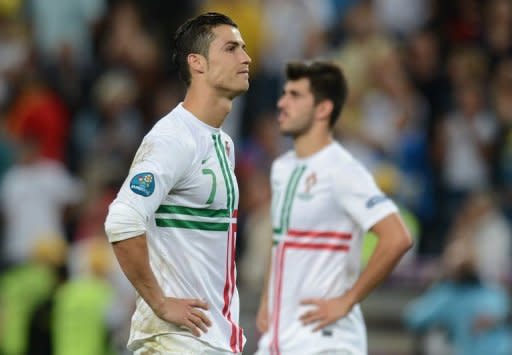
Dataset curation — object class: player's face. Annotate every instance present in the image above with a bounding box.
[277,79,316,137]
[205,25,251,98]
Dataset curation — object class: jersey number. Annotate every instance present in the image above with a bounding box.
[202,169,217,204]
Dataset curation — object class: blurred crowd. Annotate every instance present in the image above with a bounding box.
[0,0,511,354]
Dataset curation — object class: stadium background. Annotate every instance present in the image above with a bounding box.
[0,0,510,354]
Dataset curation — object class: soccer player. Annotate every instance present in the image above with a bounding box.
[255,61,412,355]
[104,12,251,354]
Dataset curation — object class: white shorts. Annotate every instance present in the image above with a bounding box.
[132,333,240,355]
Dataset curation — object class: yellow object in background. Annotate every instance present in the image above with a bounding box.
[361,206,419,267]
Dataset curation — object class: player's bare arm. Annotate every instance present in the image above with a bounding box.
[300,212,412,331]
[256,255,273,333]
[112,234,212,336]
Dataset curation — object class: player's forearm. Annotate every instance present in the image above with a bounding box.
[112,235,166,313]
[343,213,412,307]
[260,253,273,305]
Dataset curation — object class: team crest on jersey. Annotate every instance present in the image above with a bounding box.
[225,140,231,157]
[130,172,155,197]
[297,172,317,200]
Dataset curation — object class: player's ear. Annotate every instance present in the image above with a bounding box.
[315,100,333,122]
[187,53,206,75]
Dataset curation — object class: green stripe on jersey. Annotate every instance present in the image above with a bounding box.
[156,205,229,218]
[213,134,236,213]
[156,218,229,231]
[273,165,306,235]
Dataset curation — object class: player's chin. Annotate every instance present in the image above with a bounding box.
[230,83,250,96]
[279,127,294,137]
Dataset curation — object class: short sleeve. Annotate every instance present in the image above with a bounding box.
[330,161,398,231]
[105,134,194,242]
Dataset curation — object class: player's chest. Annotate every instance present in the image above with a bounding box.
[271,165,340,225]
[174,145,238,210]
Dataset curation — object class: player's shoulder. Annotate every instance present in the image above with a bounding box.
[325,142,372,177]
[145,107,196,151]
[272,150,295,169]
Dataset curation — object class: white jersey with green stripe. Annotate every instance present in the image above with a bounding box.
[257,142,398,355]
[104,103,244,353]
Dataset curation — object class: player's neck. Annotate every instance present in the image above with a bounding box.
[294,130,333,159]
[182,86,233,128]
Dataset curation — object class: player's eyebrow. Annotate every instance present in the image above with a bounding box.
[223,40,247,50]
[283,88,302,97]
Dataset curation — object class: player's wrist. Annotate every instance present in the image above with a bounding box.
[339,290,358,310]
[148,293,167,316]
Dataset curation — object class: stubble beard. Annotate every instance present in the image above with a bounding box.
[220,80,250,100]
[280,118,313,139]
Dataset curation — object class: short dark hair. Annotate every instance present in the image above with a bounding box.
[285,61,348,127]
[172,12,238,86]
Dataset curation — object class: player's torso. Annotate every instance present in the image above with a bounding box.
[264,149,366,353]
[150,131,239,294]
[270,154,362,293]
[133,123,244,352]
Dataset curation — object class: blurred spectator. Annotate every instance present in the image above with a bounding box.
[445,191,511,286]
[26,0,105,69]
[53,236,118,355]
[260,0,331,77]
[483,0,512,70]
[0,19,31,105]
[445,47,488,88]
[0,238,68,355]
[403,237,512,355]
[405,28,451,134]
[100,1,162,89]
[6,74,70,163]
[442,0,484,45]
[373,0,432,39]
[0,0,23,18]
[491,58,512,222]
[26,0,106,109]
[0,136,83,265]
[68,235,134,327]
[332,1,395,101]
[70,69,143,181]
[434,80,497,230]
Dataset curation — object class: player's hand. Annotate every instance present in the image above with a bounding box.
[154,297,212,336]
[256,298,270,333]
[299,296,353,332]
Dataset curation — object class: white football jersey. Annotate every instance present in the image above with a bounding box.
[257,142,397,354]
[105,104,244,353]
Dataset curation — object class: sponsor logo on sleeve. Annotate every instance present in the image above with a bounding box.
[366,195,388,208]
[130,172,155,197]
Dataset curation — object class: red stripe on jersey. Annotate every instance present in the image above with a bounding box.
[269,240,349,353]
[287,229,352,240]
[222,210,243,352]
[284,242,350,251]
[222,227,232,315]
[270,244,286,355]
[228,223,238,351]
